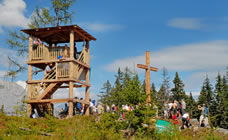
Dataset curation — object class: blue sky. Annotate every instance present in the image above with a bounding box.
[0,0,228,99]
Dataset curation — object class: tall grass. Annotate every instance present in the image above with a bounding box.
[0,113,227,140]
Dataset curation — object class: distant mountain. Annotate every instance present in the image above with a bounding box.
[0,80,26,115]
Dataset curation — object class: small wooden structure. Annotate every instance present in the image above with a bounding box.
[22,25,96,117]
[137,51,158,103]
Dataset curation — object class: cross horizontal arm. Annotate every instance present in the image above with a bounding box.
[150,67,158,72]
[137,64,147,69]
[137,64,158,71]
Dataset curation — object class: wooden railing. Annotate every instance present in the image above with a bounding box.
[43,65,57,80]
[31,45,70,60]
[32,44,49,60]
[49,47,69,60]
[57,62,69,78]
[31,45,89,66]
[77,46,89,65]
[56,61,85,80]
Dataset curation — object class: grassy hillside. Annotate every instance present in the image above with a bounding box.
[0,113,227,140]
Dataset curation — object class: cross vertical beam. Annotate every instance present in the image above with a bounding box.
[145,51,151,103]
[137,51,158,104]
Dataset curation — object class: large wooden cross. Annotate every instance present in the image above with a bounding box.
[137,51,158,103]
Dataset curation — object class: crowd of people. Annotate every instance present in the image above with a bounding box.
[163,99,209,129]
[45,97,209,130]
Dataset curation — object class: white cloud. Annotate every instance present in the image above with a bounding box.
[167,17,228,31]
[187,91,200,97]
[105,40,228,73]
[168,18,202,30]
[0,71,7,77]
[16,80,26,89]
[78,22,124,32]
[0,47,27,69]
[0,0,29,32]
[184,70,225,91]
[53,86,98,100]
[105,40,228,96]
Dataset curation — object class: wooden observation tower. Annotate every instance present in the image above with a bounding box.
[22,25,96,117]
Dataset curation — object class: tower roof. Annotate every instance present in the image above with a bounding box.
[21,25,96,44]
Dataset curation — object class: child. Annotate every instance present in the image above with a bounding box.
[172,113,178,125]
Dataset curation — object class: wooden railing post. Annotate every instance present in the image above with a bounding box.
[56,62,58,79]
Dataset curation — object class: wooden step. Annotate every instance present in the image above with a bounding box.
[37,83,61,100]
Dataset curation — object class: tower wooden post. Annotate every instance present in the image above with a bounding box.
[68,30,74,117]
[27,36,33,117]
[85,40,90,116]
[137,51,158,104]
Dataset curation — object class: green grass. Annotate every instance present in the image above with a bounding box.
[0,113,227,140]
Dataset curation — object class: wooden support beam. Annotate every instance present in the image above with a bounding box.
[146,51,150,103]
[59,84,86,88]
[27,84,32,117]
[137,64,158,71]
[27,35,33,117]
[85,41,90,116]
[27,78,91,87]
[27,98,89,104]
[27,59,90,69]
[37,83,58,100]
[70,30,74,59]
[137,64,148,69]
[73,29,90,41]
[68,82,73,117]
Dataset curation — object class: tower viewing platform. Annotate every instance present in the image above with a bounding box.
[22,25,96,117]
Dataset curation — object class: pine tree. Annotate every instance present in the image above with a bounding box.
[157,84,166,115]
[123,67,131,88]
[123,74,145,105]
[214,73,223,127]
[111,68,124,106]
[99,80,112,105]
[162,67,170,101]
[198,76,214,105]
[142,80,146,93]
[221,75,228,128]
[151,83,157,103]
[186,92,198,118]
[198,76,215,127]
[171,72,187,102]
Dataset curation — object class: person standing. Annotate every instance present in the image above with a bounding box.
[173,100,177,115]
[164,101,169,119]
[89,99,93,114]
[168,101,173,119]
[181,99,186,115]
[198,104,205,126]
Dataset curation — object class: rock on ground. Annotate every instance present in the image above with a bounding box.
[215,128,228,135]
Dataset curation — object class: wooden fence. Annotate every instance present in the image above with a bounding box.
[32,44,70,60]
